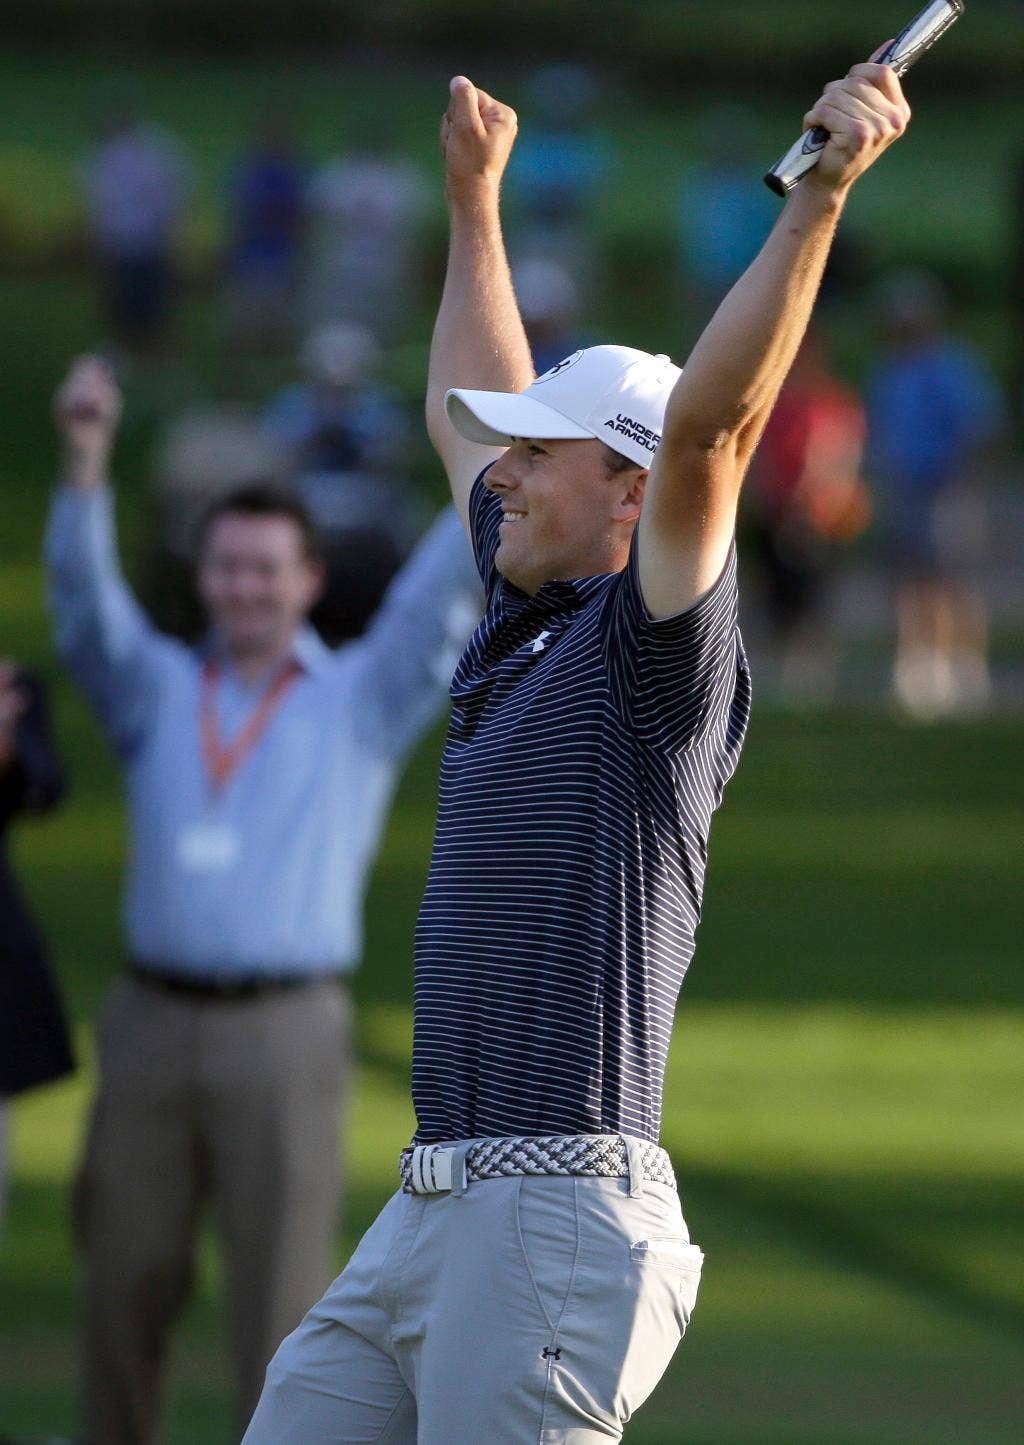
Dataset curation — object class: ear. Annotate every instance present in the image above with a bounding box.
[613,467,647,524]
[303,558,326,611]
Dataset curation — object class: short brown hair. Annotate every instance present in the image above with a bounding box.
[198,483,321,563]
[600,442,639,477]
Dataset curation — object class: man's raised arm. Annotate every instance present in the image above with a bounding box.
[426,76,535,534]
[638,59,911,620]
[45,356,165,755]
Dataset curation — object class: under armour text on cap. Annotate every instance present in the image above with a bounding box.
[445,345,683,469]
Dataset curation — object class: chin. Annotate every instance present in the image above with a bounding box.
[499,535,569,595]
[494,545,528,592]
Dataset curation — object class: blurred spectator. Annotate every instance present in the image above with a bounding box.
[262,322,425,642]
[0,663,73,1230]
[145,404,293,640]
[81,94,191,356]
[676,104,776,316]
[512,256,590,377]
[222,111,308,353]
[505,62,608,296]
[263,322,407,477]
[153,405,292,567]
[1012,141,1024,427]
[304,126,429,342]
[865,270,1005,719]
[748,328,870,703]
[45,355,480,1442]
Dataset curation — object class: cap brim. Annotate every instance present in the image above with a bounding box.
[445,387,594,448]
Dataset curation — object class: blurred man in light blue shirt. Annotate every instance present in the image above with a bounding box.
[46,354,479,1444]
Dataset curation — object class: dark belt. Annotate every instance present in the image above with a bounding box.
[129,962,345,1001]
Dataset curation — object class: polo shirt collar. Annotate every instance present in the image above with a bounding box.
[497,570,616,618]
[199,623,331,679]
[291,624,332,675]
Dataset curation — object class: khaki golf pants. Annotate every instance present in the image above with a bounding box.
[76,973,349,1444]
[243,1150,703,1443]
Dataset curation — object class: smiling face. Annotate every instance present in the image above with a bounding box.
[196,512,323,666]
[484,437,646,594]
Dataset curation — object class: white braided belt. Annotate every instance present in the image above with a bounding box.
[399,1133,676,1195]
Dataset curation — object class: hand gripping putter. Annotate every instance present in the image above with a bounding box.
[765,0,965,196]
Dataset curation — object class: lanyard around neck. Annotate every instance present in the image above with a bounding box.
[200,657,301,793]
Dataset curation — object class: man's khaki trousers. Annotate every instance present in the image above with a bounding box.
[75,973,349,1444]
[243,1162,704,1442]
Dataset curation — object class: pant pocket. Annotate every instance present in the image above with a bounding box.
[541,1193,705,1436]
[631,1236,705,1268]
[513,1175,582,1335]
[630,1235,705,1337]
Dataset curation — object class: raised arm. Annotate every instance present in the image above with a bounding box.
[45,356,165,755]
[353,505,482,762]
[639,59,910,619]
[425,76,535,533]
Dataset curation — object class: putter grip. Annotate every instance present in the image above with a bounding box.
[764,0,964,196]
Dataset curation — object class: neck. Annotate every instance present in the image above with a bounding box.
[504,539,632,596]
[223,633,298,687]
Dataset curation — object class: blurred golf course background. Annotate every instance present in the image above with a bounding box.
[2,2,1022,1441]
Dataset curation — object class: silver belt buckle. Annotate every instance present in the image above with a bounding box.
[409,1144,455,1194]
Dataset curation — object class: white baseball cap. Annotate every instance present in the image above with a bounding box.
[445,344,682,470]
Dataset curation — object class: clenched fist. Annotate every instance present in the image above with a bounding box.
[440,75,518,201]
[802,54,911,196]
[53,354,123,490]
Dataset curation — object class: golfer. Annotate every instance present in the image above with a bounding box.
[244,58,910,1443]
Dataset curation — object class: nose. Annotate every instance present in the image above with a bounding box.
[225,565,270,604]
[485,450,523,494]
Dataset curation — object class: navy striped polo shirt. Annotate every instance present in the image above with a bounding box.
[411,469,751,1145]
